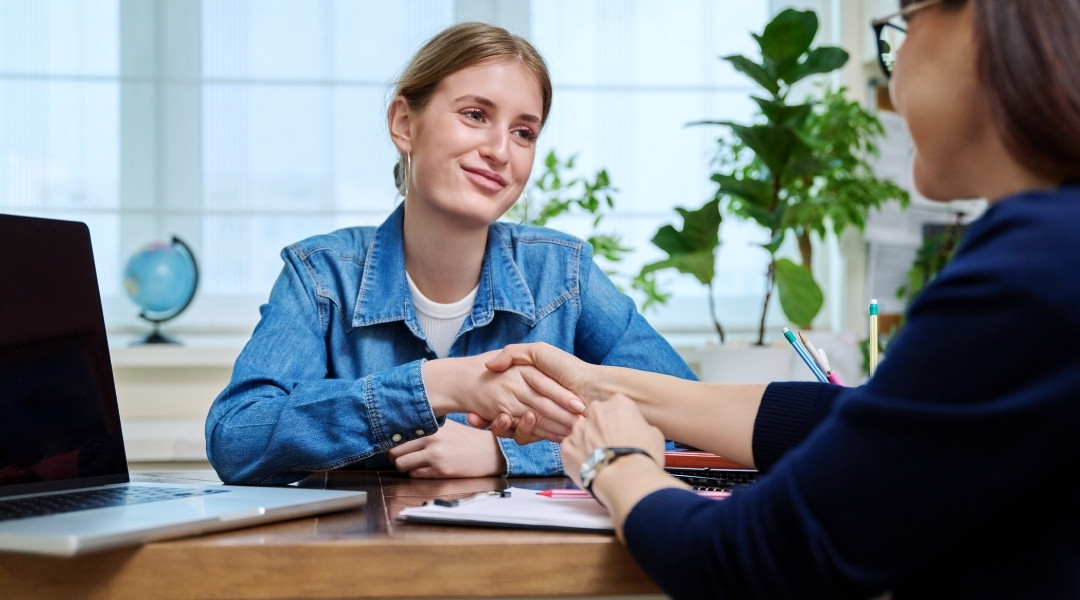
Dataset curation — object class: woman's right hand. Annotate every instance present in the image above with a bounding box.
[422,350,586,442]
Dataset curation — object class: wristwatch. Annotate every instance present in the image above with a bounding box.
[579,447,655,500]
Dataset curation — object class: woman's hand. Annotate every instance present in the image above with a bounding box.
[386,420,506,478]
[471,411,547,446]
[473,343,598,443]
[560,394,666,489]
[484,342,596,405]
[561,394,684,541]
[423,350,585,442]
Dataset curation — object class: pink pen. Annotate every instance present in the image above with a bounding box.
[818,348,845,386]
[538,488,730,500]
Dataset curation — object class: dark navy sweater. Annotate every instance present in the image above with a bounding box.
[624,187,1080,599]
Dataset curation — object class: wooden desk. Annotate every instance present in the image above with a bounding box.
[0,470,663,599]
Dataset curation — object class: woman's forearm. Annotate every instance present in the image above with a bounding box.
[587,365,764,468]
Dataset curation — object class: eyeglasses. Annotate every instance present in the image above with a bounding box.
[871,0,944,78]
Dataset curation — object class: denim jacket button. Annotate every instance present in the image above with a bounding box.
[415,429,425,436]
[391,433,402,443]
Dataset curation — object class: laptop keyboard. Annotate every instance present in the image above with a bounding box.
[0,486,228,522]
[667,467,759,491]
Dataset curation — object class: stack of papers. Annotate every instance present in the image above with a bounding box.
[399,487,614,532]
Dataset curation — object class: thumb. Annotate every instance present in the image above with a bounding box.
[466,412,493,428]
[485,344,533,372]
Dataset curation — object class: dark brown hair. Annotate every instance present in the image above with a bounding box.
[970,0,1080,181]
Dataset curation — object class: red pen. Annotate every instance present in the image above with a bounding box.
[538,488,730,500]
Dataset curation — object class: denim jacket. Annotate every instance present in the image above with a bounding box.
[205,204,696,485]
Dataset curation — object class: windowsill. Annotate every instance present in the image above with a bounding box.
[108,335,246,367]
[124,420,208,463]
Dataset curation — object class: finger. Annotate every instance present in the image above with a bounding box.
[484,349,513,373]
[521,407,574,438]
[489,410,564,444]
[520,414,570,442]
[488,413,518,438]
[389,447,428,474]
[484,343,535,373]
[526,412,579,443]
[466,412,493,428]
[512,412,541,446]
[518,366,586,414]
[510,385,581,434]
[384,436,425,461]
[406,466,444,479]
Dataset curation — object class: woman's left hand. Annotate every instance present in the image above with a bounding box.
[386,420,506,478]
[561,395,685,540]
[561,394,666,489]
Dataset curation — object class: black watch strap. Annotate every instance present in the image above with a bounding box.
[582,447,655,499]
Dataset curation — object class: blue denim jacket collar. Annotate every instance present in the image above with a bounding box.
[353,203,537,335]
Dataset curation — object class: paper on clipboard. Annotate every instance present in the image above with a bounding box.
[398,487,614,532]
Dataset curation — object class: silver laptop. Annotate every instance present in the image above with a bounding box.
[0,213,367,557]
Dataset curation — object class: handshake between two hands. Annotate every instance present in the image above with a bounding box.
[466,342,669,490]
[466,342,589,446]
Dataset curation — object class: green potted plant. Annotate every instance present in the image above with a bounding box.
[510,150,647,292]
[641,8,909,355]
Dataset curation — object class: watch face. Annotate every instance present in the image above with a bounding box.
[580,448,608,487]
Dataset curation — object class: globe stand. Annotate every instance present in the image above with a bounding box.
[126,235,199,347]
[134,319,182,345]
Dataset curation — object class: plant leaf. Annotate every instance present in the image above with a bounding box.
[784,46,850,85]
[728,123,796,176]
[711,173,772,208]
[751,97,812,126]
[774,258,823,327]
[723,55,780,96]
[640,199,722,287]
[758,9,818,64]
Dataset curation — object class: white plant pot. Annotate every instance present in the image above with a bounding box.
[697,342,802,384]
[697,333,862,385]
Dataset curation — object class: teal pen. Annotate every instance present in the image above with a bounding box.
[782,327,828,382]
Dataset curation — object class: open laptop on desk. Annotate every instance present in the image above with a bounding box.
[0,213,367,557]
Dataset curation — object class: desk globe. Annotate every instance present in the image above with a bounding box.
[123,236,199,344]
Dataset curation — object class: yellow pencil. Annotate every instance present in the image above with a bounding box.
[869,299,879,376]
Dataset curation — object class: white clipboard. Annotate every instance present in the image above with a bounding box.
[398,487,614,533]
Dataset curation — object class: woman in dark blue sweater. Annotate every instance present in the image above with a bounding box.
[482,1,1080,597]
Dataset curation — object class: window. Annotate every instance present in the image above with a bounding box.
[1,0,833,342]
[530,1,775,337]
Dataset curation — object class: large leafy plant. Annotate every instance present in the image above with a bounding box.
[510,151,626,262]
[642,8,908,345]
[511,150,671,311]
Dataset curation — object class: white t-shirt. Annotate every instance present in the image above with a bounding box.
[406,272,478,358]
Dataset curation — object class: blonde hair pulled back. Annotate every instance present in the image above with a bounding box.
[391,22,552,195]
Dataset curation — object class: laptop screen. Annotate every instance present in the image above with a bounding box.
[0,214,128,497]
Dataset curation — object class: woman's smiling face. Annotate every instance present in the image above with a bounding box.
[401,59,543,229]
